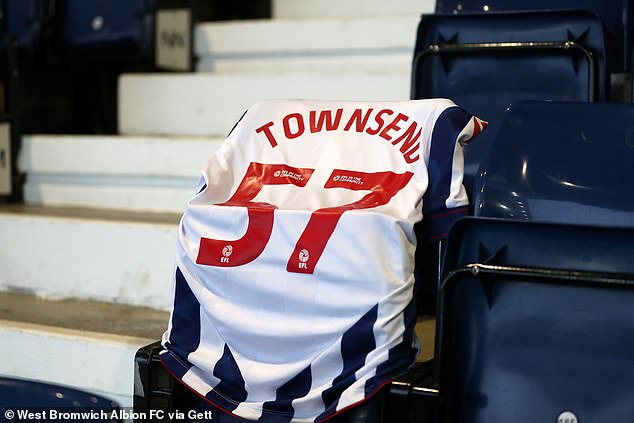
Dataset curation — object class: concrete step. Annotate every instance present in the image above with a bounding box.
[118,73,409,136]
[19,134,222,212]
[0,205,179,310]
[0,292,168,407]
[273,0,434,19]
[194,16,419,73]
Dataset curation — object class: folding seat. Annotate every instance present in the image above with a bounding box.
[58,0,155,61]
[0,376,120,419]
[435,0,633,73]
[473,101,634,227]
[3,0,155,61]
[412,11,607,194]
[4,1,38,49]
[386,217,634,423]
[390,101,634,421]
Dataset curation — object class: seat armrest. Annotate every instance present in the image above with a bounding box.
[383,360,439,423]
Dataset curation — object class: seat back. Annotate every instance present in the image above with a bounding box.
[0,376,119,411]
[412,11,607,194]
[435,0,633,72]
[438,217,634,423]
[473,101,634,227]
[59,0,154,60]
[4,1,39,48]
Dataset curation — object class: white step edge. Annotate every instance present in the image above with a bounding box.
[118,73,410,136]
[0,319,155,407]
[195,52,413,74]
[22,178,197,213]
[0,211,177,310]
[22,179,196,213]
[19,135,223,212]
[194,16,418,74]
[20,135,223,177]
[273,0,434,19]
[194,16,420,55]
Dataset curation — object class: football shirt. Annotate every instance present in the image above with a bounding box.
[161,99,485,422]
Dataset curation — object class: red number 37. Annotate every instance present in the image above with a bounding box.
[196,162,412,274]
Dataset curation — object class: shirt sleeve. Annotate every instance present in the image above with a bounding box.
[421,106,487,243]
[193,110,248,200]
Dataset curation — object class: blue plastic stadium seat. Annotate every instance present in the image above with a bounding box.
[4,1,35,48]
[388,217,634,422]
[60,0,154,59]
[435,0,633,73]
[434,217,634,423]
[473,101,634,227]
[0,377,120,420]
[412,11,607,194]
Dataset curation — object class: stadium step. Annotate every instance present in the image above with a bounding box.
[19,134,222,212]
[194,16,419,73]
[272,0,434,19]
[0,204,178,310]
[118,72,409,136]
[0,291,168,407]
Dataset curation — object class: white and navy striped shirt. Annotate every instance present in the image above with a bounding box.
[161,99,484,422]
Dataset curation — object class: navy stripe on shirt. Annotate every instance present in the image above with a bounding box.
[364,295,418,397]
[316,305,379,422]
[260,365,313,422]
[163,267,202,379]
[421,206,469,243]
[206,344,249,412]
[423,107,472,215]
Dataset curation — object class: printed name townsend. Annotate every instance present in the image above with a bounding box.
[255,108,424,164]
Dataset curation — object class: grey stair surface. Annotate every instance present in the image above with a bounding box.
[0,291,169,339]
[0,203,181,225]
